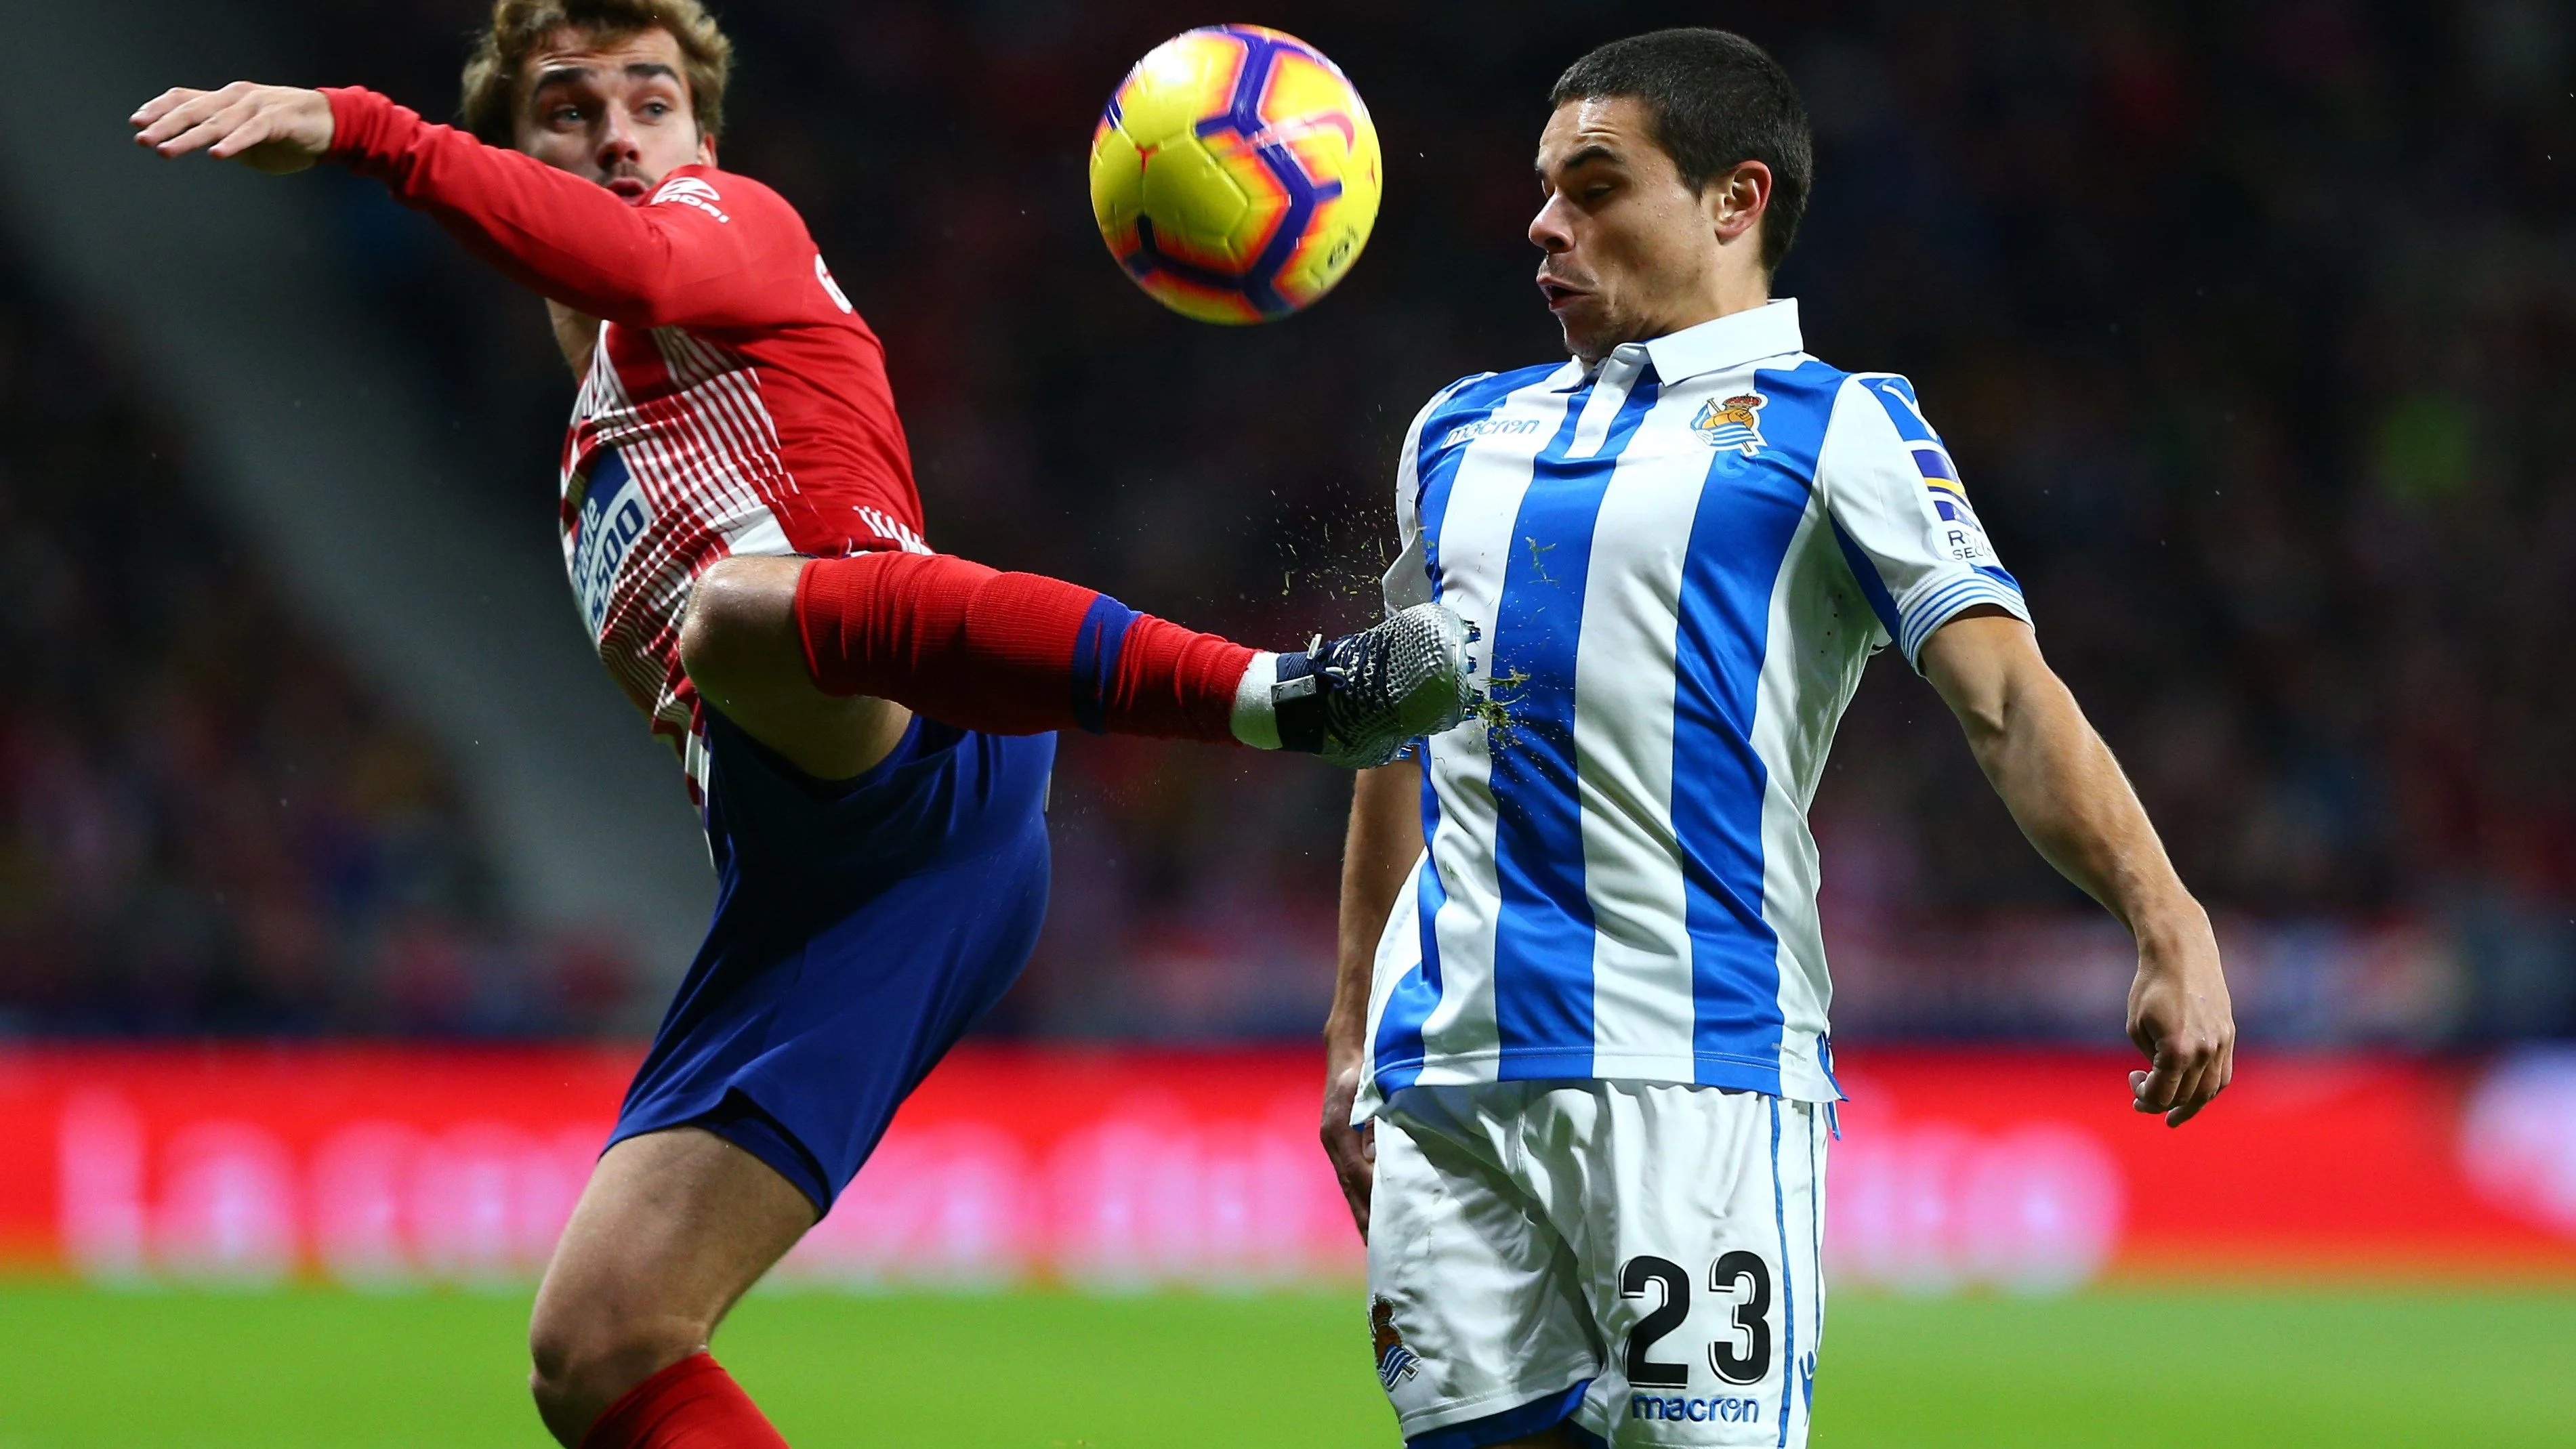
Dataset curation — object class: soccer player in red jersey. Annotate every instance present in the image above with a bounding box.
[131,4,1471,1445]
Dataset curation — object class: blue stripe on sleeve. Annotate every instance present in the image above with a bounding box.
[1066,593,1137,736]
[1484,371,1661,1078]
[1897,574,2028,665]
[1857,375,1938,444]
[1671,360,1840,1093]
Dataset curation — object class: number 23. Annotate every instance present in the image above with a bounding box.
[1620,1252,1772,1387]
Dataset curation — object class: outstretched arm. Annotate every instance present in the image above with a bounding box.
[132,83,774,331]
[131,81,333,173]
[1919,610,2236,1126]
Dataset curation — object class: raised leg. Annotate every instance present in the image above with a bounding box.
[684,551,1476,770]
[680,558,913,782]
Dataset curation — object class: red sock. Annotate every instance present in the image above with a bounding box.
[793,551,1255,742]
[579,1353,787,1449]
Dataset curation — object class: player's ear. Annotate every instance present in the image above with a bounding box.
[1705,160,1770,245]
[697,129,717,168]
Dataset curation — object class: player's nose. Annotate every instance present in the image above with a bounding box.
[1528,198,1573,253]
[596,108,644,166]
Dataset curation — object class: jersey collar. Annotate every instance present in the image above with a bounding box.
[1556,298,1805,390]
[1645,298,1804,383]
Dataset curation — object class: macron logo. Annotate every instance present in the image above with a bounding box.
[649,176,731,224]
[1440,417,1541,448]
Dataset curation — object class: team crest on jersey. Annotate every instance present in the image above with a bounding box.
[1370,1297,1421,1390]
[1692,393,1768,455]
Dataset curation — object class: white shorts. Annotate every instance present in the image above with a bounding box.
[1367,1081,1827,1448]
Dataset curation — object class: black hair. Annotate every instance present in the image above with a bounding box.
[1547,28,1814,274]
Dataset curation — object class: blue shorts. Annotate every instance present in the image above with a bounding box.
[608,706,1054,1213]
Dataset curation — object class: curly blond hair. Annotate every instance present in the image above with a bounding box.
[459,0,734,146]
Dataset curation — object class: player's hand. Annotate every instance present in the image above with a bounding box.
[1320,1055,1375,1240]
[130,83,334,175]
[2124,913,2235,1127]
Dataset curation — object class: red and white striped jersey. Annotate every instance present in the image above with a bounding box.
[325,88,932,774]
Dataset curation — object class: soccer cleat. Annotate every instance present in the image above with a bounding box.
[1271,602,1480,768]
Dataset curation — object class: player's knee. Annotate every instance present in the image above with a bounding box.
[527,1295,705,1433]
[679,555,799,691]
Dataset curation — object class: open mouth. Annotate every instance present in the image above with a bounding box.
[1537,278,1587,310]
[604,175,651,200]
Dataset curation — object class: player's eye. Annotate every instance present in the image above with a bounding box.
[640,100,671,118]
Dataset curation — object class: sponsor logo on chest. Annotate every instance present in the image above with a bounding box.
[1440,415,1544,449]
[569,450,651,637]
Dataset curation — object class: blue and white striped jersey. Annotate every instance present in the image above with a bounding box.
[1358,300,2029,1112]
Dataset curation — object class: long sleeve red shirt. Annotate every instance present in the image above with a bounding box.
[324,86,930,757]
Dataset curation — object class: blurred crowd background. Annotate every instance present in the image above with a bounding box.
[3,0,2570,1045]
[0,253,627,1035]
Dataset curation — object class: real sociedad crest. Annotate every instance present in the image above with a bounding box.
[1692,393,1768,455]
[1371,1297,1421,1390]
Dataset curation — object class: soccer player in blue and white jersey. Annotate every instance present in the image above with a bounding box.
[1321,29,2236,1449]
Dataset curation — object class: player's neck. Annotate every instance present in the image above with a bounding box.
[1579,275,1771,366]
[1657,267,1772,338]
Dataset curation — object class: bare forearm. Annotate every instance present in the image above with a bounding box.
[1924,613,2234,1124]
[1329,764,1423,1053]
[1972,674,2199,939]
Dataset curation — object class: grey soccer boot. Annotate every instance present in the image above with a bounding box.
[1270,601,1480,768]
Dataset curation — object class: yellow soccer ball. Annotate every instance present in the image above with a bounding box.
[1089,25,1382,324]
